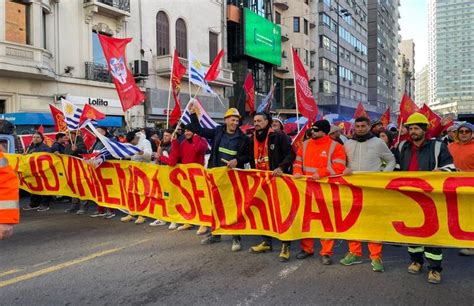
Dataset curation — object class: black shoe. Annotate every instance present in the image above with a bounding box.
[23,205,39,211]
[320,255,332,265]
[201,235,222,245]
[64,207,79,213]
[296,250,314,260]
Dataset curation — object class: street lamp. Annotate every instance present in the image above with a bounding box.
[330,2,351,116]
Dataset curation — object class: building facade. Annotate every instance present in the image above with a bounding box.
[272,0,316,116]
[428,0,474,116]
[367,0,400,113]
[0,0,144,133]
[137,0,233,124]
[397,39,415,102]
[315,0,374,119]
[415,64,429,107]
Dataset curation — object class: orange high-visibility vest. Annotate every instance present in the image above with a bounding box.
[0,151,20,224]
[293,135,347,177]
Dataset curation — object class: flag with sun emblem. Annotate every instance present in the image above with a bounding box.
[61,99,82,130]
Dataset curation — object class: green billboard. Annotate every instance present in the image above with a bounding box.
[243,8,282,66]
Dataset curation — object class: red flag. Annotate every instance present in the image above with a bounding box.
[291,121,312,152]
[204,49,224,82]
[419,103,444,137]
[80,104,105,125]
[49,104,68,132]
[169,49,187,126]
[243,72,255,113]
[292,48,318,120]
[98,34,145,112]
[80,127,97,151]
[398,93,419,124]
[353,102,368,119]
[37,125,45,134]
[380,107,391,128]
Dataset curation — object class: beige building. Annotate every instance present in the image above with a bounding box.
[415,64,429,107]
[0,0,234,133]
[0,0,146,133]
[397,39,415,103]
[133,0,233,123]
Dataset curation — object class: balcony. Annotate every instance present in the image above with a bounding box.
[0,41,55,79]
[154,55,234,87]
[85,62,112,83]
[83,0,131,18]
[275,57,290,73]
[280,24,290,42]
[274,1,289,10]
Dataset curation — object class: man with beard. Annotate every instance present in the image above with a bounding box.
[248,112,295,261]
[398,112,455,284]
[340,116,395,272]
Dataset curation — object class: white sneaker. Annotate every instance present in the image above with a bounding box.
[231,238,242,252]
[168,222,178,230]
[150,220,167,226]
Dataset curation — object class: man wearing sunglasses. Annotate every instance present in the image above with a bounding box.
[448,122,474,257]
[293,119,347,265]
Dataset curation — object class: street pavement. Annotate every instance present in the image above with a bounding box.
[1,198,473,305]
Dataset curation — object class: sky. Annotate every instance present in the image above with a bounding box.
[399,0,428,72]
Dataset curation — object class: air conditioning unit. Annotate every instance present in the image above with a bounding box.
[133,60,149,77]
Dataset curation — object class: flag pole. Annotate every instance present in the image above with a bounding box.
[291,45,300,133]
[166,51,175,129]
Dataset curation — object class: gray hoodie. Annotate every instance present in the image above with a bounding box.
[344,136,396,172]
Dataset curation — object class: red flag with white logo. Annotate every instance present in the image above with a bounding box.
[80,127,97,151]
[292,48,318,120]
[98,34,145,112]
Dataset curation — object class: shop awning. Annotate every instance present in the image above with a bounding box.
[0,113,123,127]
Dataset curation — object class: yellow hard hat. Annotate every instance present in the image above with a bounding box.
[404,112,429,126]
[224,108,241,119]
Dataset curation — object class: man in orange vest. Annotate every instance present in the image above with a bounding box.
[293,120,347,264]
[0,150,20,240]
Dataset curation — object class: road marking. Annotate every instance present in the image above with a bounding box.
[0,269,22,278]
[237,262,302,306]
[0,239,150,288]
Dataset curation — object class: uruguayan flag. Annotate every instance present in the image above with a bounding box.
[188,51,215,95]
[181,98,219,129]
[61,99,82,130]
[86,122,141,160]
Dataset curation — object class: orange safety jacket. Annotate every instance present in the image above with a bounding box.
[293,135,347,177]
[0,151,20,224]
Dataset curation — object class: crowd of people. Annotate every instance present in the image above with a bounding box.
[18,104,474,285]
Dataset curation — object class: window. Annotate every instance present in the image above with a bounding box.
[92,31,107,66]
[275,11,281,25]
[209,32,218,63]
[176,18,187,58]
[42,9,47,49]
[156,11,170,56]
[293,17,300,33]
[304,19,309,35]
[5,0,30,45]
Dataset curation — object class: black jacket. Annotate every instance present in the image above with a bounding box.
[26,142,51,153]
[188,113,251,169]
[249,130,295,173]
[51,141,65,154]
[398,139,455,172]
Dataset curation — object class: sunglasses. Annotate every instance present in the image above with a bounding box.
[311,127,320,132]
[458,129,472,135]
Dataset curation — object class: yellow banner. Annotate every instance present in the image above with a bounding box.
[6,153,474,248]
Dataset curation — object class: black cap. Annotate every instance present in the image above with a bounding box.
[312,120,331,135]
